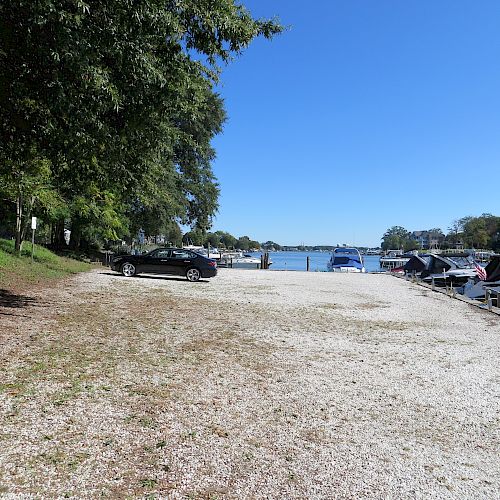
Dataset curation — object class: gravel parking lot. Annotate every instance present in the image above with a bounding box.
[0,268,499,498]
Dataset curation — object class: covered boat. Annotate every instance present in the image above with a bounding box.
[461,254,500,299]
[327,248,365,273]
[420,253,477,286]
[403,254,431,275]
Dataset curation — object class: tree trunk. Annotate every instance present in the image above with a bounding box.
[52,219,66,248]
[69,220,82,250]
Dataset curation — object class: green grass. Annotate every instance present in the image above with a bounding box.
[0,238,92,288]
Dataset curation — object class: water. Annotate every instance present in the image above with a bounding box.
[248,251,382,272]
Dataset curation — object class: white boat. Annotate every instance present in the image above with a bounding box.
[460,255,500,299]
[471,250,495,263]
[379,250,412,270]
[183,245,221,260]
[219,252,272,269]
[231,254,263,269]
[327,248,365,273]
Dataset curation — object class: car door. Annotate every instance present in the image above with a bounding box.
[145,249,173,274]
[136,250,158,273]
[169,249,197,275]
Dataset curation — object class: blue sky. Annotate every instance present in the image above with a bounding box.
[209,0,500,247]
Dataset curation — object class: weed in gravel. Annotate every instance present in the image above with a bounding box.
[139,478,158,488]
[138,416,156,428]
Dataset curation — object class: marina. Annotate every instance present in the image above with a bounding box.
[1,2,499,498]
[246,251,382,272]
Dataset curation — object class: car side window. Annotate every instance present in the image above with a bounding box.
[151,249,171,258]
[171,250,192,259]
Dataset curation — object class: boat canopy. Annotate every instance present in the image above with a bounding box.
[334,248,360,255]
[420,253,475,278]
[403,255,429,274]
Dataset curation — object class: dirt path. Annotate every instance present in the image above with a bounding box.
[0,268,499,498]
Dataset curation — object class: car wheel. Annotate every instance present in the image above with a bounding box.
[186,267,201,282]
[121,262,136,277]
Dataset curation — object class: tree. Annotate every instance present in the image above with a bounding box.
[261,240,282,251]
[206,232,222,248]
[447,219,466,247]
[216,231,237,249]
[381,226,412,251]
[236,236,251,251]
[183,229,204,246]
[460,214,499,249]
[0,1,283,251]
[0,152,64,253]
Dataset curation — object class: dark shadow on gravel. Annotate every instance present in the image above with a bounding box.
[0,289,38,310]
[98,272,210,283]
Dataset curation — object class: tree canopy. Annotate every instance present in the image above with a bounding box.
[381,214,499,252]
[448,214,500,250]
[0,0,282,252]
[381,226,418,252]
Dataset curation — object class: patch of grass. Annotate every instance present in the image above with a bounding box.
[0,238,91,288]
[139,478,158,489]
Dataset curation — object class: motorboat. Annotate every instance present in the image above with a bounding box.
[219,252,272,269]
[232,254,263,269]
[183,245,221,260]
[379,250,412,270]
[327,248,365,273]
[460,255,500,299]
[420,253,477,287]
[470,250,495,264]
[403,254,431,276]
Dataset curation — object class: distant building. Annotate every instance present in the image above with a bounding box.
[410,230,445,250]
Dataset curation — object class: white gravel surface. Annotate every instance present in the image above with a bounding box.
[0,268,499,498]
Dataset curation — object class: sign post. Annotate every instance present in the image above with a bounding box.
[31,217,37,264]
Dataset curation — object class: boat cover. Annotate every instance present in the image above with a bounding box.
[404,255,429,274]
[485,255,500,282]
[420,255,451,278]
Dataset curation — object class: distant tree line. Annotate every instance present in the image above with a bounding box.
[182,229,260,251]
[381,213,500,252]
[0,1,282,254]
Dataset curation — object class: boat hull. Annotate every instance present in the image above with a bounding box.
[327,247,365,273]
[328,266,365,273]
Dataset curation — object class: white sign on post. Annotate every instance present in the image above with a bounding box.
[31,217,37,264]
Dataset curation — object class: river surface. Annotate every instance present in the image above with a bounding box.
[248,251,382,272]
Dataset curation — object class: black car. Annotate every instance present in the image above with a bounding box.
[110,248,217,282]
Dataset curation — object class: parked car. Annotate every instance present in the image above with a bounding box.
[110,248,217,282]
